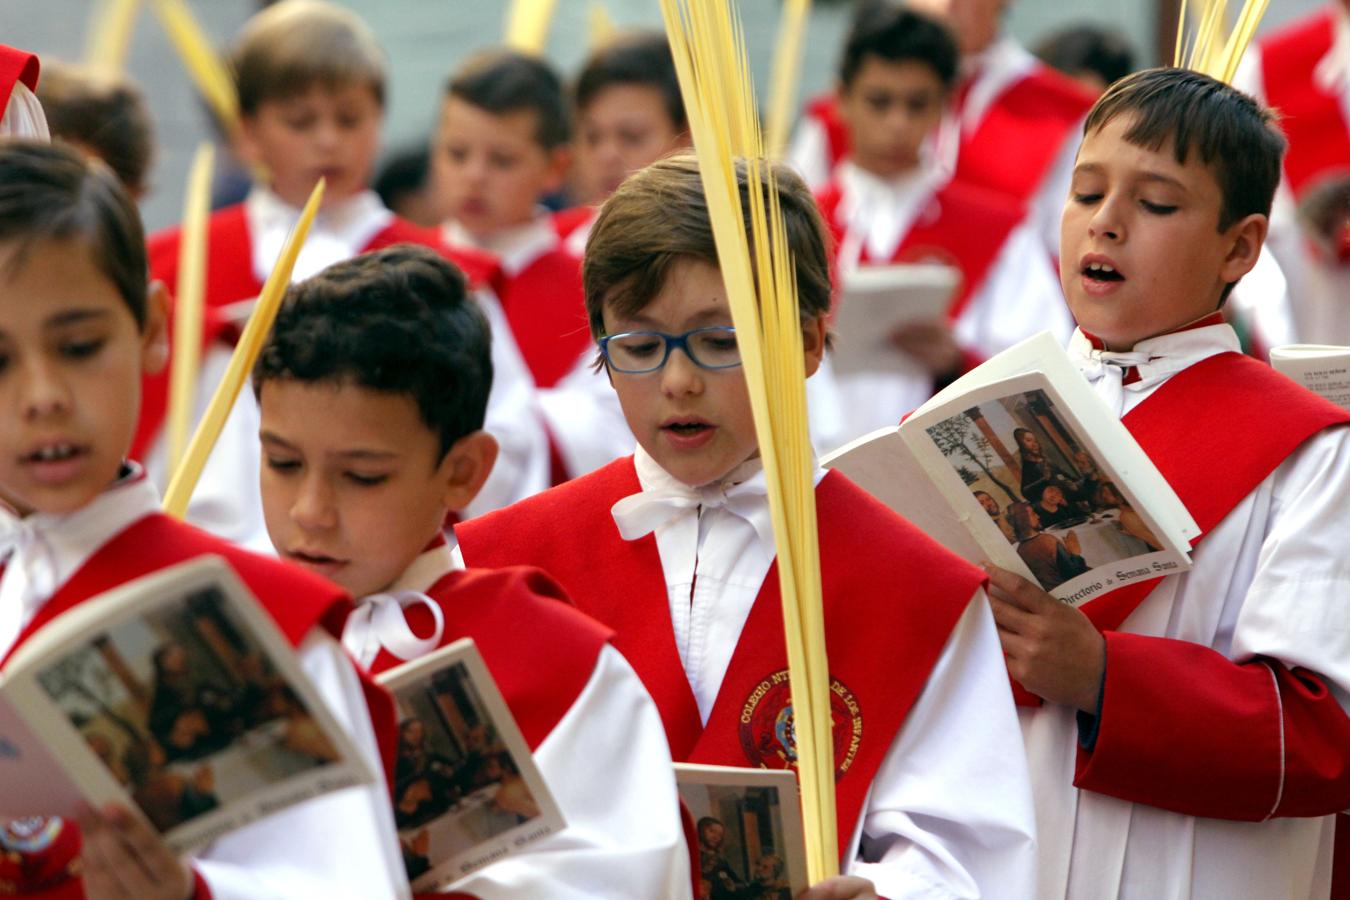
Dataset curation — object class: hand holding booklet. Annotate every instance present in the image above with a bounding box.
[830,263,960,375]
[822,332,1200,604]
[375,637,565,892]
[0,556,371,853]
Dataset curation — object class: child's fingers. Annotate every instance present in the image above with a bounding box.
[988,593,1034,637]
[983,564,1055,612]
[794,875,879,900]
[80,813,133,900]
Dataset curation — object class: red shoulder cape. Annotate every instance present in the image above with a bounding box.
[1260,9,1350,200]
[364,565,611,752]
[816,176,1025,321]
[496,248,590,389]
[457,457,983,860]
[0,45,41,110]
[952,63,1094,204]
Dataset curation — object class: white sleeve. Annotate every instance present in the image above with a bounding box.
[538,362,636,478]
[847,591,1037,900]
[142,346,274,555]
[953,220,1074,359]
[466,288,551,517]
[1234,425,1350,710]
[194,632,408,899]
[0,82,48,140]
[449,644,693,899]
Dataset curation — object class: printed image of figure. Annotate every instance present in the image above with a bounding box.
[976,490,1018,543]
[1093,482,1162,552]
[1009,502,1089,590]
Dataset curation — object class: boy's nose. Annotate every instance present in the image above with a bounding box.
[18,359,72,421]
[659,346,705,397]
[290,475,338,530]
[1088,197,1124,241]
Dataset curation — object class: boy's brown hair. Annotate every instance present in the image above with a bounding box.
[583,154,832,338]
[1083,67,1286,231]
[575,32,686,132]
[447,49,570,150]
[38,62,154,197]
[232,0,385,116]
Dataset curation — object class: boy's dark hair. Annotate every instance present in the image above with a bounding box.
[233,0,385,117]
[39,62,155,197]
[575,32,686,131]
[0,141,147,327]
[583,155,832,339]
[253,244,492,458]
[1033,24,1136,90]
[447,49,569,150]
[839,3,959,91]
[1084,68,1286,231]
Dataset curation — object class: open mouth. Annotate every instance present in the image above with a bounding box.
[1083,261,1125,284]
[289,549,346,567]
[24,443,85,463]
[663,419,712,436]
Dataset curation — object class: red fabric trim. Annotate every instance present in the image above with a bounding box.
[496,248,591,388]
[2,514,349,670]
[191,865,213,900]
[805,92,851,170]
[457,456,982,860]
[0,45,40,110]
[1075,633,1350,821]
[951,63,1094,204]
[1261,10,1350,200]
[365,566,611,752]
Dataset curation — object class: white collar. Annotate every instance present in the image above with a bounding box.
[244,186,393,284]
[835,160,945,266]
[0,465,159,659]
[1066,322,1240,416]
[340,539,461,670]
[442,212,558,278]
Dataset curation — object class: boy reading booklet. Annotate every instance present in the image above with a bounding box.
[814,5,1071,440]
[987,68,1350,898]
[456,156,1037,899]
[252,244,690,898]
[140,0,548,549]
[0,141,403,899]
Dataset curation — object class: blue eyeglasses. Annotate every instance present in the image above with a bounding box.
[598,326,742,374]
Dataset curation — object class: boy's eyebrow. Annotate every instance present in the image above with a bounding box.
[259,430,400,461]
[618,305,728,332]
[45,309,112,328]
[1073,162,1190,192]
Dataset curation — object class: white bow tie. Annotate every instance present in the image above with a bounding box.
[611,477,776,550]
[0,514,59,605]
[340,591,446,670]
[1074,348,1159,417]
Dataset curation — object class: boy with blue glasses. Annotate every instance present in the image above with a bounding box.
[458,155,1037,899]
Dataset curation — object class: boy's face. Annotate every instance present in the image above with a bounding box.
[1061,114,1266,350]
[574,84,685,203]
[0,238,165,517]
[429,96,568,241]
[603,258,825,488]
[838,57,946,179]
[240,82,383,208]
[259,379,462,598]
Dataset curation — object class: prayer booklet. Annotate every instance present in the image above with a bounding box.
[676,763,807,898]
[0,555,372,852]
[376,638,565,892]
[1270,345,1350,410]
[822,332,1200,605]
[830,263,960,375]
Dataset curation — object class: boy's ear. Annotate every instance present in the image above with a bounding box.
[802,315,828,378]
[1220,213,1269,284]
[437,430,500,512]
[141,281,170,376]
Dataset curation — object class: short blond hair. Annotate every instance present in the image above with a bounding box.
[232,0,385,115]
